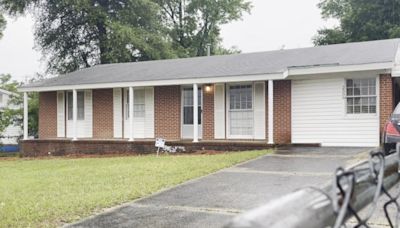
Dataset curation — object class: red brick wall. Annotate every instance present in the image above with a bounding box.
[273,80,292,144]
[38,92,57,139]
[93,89,114,138]
[202,85,214,140]
[20,139,273,157]
[380,74,394,133]
[154,86,181,140]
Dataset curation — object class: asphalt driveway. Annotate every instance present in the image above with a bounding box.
[67,147,368,228]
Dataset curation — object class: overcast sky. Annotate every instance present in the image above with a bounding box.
[0,0,337,82]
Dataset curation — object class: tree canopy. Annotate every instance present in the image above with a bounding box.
[156,0,250,57]
[0,0,251,74]
[0,14,5,39]
[314,0,400,45]
[0,74,38,139]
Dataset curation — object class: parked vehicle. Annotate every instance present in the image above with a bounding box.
[382,103,400,154]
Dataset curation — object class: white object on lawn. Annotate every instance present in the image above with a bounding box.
[155,138,185,156]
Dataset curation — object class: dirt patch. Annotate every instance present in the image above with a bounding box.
[191,150,227,155]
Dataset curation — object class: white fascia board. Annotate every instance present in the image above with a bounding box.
[286,62,393,78]
[18,73,285,92]
[0,88,19,97]
[391,43,400,77]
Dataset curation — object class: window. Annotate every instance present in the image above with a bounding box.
[125,89,146,119]
[67,91,85,120]
[229,84,253,136]
[134,89,145,117]
[183,88,202,125]
[125,89,129,119]
[345,78,376,114]
[229,85,252,110]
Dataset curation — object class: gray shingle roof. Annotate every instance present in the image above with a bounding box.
[23,39,400,89]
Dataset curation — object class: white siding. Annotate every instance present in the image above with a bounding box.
[1,125,21,144]
[113,88,123,138]
[0,91,22,144]
[57,91,65,137]
[253,82,266,139]
[214,84,225,139]
[0,93,9,109]
[84,90,93,137]
[123,89,129,138]
[144,87,154,138]
[291,73,380,147]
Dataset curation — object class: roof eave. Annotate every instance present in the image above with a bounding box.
[285,61,394,78]
[0,88,19,96]
[18,62,396,93]
[18,73,285,92]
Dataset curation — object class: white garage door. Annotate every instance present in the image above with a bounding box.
[291,74,380,147]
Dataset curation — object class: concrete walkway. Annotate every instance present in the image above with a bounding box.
[67,147,369,228]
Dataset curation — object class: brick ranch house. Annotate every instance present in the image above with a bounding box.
[19,39,400,156]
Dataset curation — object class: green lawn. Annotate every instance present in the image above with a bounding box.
[0,150,269,227]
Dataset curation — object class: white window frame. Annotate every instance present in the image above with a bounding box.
[67,91,85,120]
[344,77,377,115]
[226,82,254,139]
[181,86,202,126]
[124,88,146,120]
[134,89,145,118]
[180,86,203,139]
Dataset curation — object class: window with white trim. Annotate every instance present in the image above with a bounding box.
[345,78,376,114]
[125,89,129,119]
[134,89,145,118]
[125,88,146,119]
[229,84,253,136]
[183,87,202,125]
[67,91,85,120]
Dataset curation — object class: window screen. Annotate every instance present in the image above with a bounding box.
[67,91,85,120]
[345,78,376,114]
[229,84,253,136]
[183,88,202,125]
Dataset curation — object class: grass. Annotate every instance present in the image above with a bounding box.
[0,152,19,157]
[0,150,269,227]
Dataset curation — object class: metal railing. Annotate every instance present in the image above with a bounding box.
[225,146,400,228]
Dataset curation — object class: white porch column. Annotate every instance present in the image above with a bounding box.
[193,83,199,142]
[129,87,134,141]
[23,92,28,140]
[72,89,78,141]
[268,80,274,144]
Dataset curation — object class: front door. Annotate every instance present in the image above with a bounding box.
[181,87,202,139]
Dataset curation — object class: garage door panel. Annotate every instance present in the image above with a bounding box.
[291,76,379,147]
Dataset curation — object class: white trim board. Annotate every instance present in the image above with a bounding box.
[285,62,392,77]
[19,73,284,92]
[0,88,19,97]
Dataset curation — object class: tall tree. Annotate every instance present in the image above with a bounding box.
[0,14,5,39]
[0,0,176,74]
[133,0,250,57]
[314,0,400,45]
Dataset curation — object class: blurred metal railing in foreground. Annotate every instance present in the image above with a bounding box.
[225,145,400,228]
